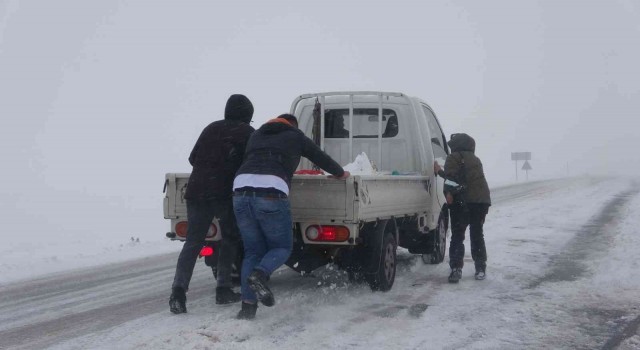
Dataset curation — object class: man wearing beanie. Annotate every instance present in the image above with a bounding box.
[170,94,255,314]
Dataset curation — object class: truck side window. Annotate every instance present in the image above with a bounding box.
[422,106,447,158]
[382,115,398,137]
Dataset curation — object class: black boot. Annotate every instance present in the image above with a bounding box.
[216,286,241,305]
[169,287,187,314]
[236,302,258,320]
[247,269,275,307]
[475,265,486,280]
[448,268,462,283]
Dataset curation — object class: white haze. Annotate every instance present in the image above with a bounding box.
[1,1,639,255]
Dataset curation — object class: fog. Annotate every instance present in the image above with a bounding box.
[1,0,639,245]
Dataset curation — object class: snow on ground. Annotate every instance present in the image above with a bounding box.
[0,236,181,285]
[28,176,638,350]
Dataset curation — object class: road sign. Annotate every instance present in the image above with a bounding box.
[521,161,532,170]
[511,152,531,161]
[512,151,532,181]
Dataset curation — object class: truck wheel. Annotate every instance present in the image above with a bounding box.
[231,251,243,285]
[365,231,397,291]
[422,210,448,264]
[212,257,243,284]
[210,244,244,285]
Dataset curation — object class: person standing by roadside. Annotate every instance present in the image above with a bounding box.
[233,114,350,320]
[169,94,255,314]
[434,133,491,283]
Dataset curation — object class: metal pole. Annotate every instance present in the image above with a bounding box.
[348,94,353,162]
[320,95,325,151]
[515,160,518,182]
[378,94,383,170]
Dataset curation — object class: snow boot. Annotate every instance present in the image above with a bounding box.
[475,266,486,280]
[247,269,275,307]
[236,302,258,320]
[169,287,187,314]
[448,268,462,283]
[216,286,241,305]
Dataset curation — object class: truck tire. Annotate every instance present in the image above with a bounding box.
[422,209,448,264]
[207,243,244,285]
[365,230,397,291]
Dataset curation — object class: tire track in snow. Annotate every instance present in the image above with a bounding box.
[0,177,611,349]
[525,182,640,349]
[527,186,640,288]
[0,252,214,349]
[602,313,640,350]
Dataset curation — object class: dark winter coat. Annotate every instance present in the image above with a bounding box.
[443,133,491,205]
[236,120,345,188]
[184,95,255,200]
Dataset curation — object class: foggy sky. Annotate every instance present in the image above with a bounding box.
[1,0,639,243]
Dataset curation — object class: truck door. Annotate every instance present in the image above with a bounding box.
[421,105,449,208]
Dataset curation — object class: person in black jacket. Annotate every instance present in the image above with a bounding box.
[233,114,350,320]
[169,94,255,314]
[434,133,491,283]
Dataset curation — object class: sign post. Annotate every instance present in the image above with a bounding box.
[522,160,532,181]
[511,152,531,181]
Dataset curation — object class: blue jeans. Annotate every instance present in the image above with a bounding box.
[233,195,293,303]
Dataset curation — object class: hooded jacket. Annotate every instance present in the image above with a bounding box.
[236,119,345,188]
[184,95,255,200]
[443,133,491,205]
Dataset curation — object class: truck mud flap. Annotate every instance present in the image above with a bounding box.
[405,232,435,254]
[285,232,331,274]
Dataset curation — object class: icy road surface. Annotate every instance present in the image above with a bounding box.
[1,177,639,349]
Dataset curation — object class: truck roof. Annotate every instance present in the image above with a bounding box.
[290,91,432,115]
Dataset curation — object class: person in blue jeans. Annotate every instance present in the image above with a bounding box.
[232,114,350,320]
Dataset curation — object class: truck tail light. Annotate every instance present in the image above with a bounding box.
[305,225,349,242]
[175,222,218,238]
[199,246,214,257]
[175,221,188,238]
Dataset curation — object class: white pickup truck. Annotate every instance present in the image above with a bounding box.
[164,91,450,291]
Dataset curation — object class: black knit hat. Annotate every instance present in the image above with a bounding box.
[224,94,254,123]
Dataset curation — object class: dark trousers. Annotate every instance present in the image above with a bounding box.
[448,202,489,270]
[172,198,241,291]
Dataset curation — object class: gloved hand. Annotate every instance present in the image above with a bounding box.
[433,161,442,174]
[329,170,351,180]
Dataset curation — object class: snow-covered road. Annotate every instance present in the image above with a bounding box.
[1,177,639,349]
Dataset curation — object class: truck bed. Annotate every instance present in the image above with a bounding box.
[165,173,431,225]
[290,175,430,223]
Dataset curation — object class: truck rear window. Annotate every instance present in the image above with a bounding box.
[322,108,398,138]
